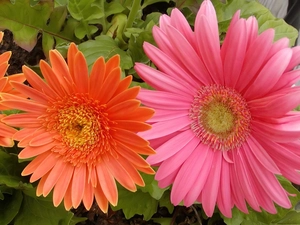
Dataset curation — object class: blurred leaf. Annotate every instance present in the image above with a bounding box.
[223,177,300,225]
[138,173,168,200]
[152,218,173,225]
[212,0,298,46]
[0,190,23,225]
[0,0,77,54]
[158,190,174,214]
[14,194,74,225]
[142,0,170,9]
[111,186,158,221]
[0,151,28,188]
[78,35,133,72]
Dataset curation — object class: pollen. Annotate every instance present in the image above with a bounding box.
[190,85,251,151]
[43,93,117,166]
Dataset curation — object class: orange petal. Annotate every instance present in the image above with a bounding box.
[50,49,73,84]
[117,155,145,187]
[30,152,57,182]
[114,120,152,132]
[89,56,106,97]
[96,163,118,206]
[43,157,66,196]
[96,67,121,102]
[0,32,3,42]
[73,51,89,93]
[67,43,79,79]
[94,184,108,213]
[10,81,49,104]
[64,182,73,210]
[22,65,56,98]
[112,128,150,147]
[71,165,86,208]
[36,171,50,196]
[2,113,39,128]
[0,61,9,78]
[22,151,51,176]
[53,164,74,207]
[104,156,136,192]
[40,60,67,96]
[114,75,132,96]
[104,55,120,78]
[30,132,54,146]
[107,99,141,116]
[83,177,94,210]
[19,142,56,159]
[107,86,140,108]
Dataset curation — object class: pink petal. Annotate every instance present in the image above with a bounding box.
[237,29,274,92]
[147,129,196,165]
[221,18,247,88]
[138,89,192,110]
[153,135,199,181]
[143,42,199,88]
[165,25,212,85]
[195,15,223,84]
[134,63,194,96]
[244,48,292,99]
[201,151,222,217]
[183,144,212,206]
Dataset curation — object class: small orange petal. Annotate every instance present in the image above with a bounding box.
[71,165,86,208]
[37,171,49,196]
[96,163,118,206]
[0,32,3,42]
[104,156,136,192]
[30,132,54,146]
[53,164,74,207]
[64,182,73,210]
[0,62,9,79]
[22,152,51,176]
[105,55,120,77]
[107,86,140,108]
[114,120,152,132]
[94,184,108,213]
[67,43,79,78]
[89,56,106,96]
[30,152,57,182]
[83,177,94,210]
[43,158,66,196]
[19,142,56,159]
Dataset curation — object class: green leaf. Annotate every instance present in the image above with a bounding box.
[78,35,133,71]
[276,211,300,224]
[141,0,170,9]
[138,173,168,200]
[212,0,298,46]
[0,0,77,54]
[158,190,174,214]
[0,190,23,225]
[14,194,75,225]
[0,151,28,189]
[111,186,158,221]
[222,177,300,225]
[0,0,52,51]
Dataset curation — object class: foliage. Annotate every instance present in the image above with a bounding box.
[0,0,299,224]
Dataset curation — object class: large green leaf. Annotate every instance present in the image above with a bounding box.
[0,151,28,189]
[0,0,77,54]
[13,194,75,225]
[78,35,133,71]
[0,190,23,225]
[111,186,158,221]
[211,0,299,46]
[223,177,300,225]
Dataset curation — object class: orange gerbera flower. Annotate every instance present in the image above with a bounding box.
[0,43,155,212]
[0,31,25,146]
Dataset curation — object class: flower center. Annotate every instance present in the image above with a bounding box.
[190,85,251,151]
[43,93,117,166]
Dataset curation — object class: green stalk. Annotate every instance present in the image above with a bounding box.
[126,0,141,29]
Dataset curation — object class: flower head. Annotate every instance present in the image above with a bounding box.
[1,43,155,212]
[0,31,25,146]
[135,0,300,217]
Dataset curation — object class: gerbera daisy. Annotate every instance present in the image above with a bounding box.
[135,0,300,218]
[0,43,155,212]
[0,31,25,146]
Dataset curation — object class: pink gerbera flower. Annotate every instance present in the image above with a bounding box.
[1,43,155,212]
[135,0,300,218]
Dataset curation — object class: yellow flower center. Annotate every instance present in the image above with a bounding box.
[43,93,117,166]
[190,85,251,151]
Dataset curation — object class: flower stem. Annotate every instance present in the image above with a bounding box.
[126,0,141,29]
